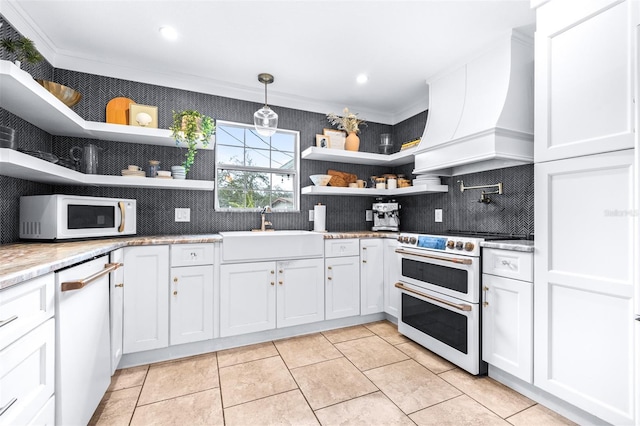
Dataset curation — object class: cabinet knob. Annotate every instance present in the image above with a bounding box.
[482,301,488,307]
[278,280,283,285]
[327,277,332,280]
[483,286,489,291]
[115,283,124,288]
[362,260,367,263]
[270,281,275,286]
[327,266,332,270]
[173,277,178,283]
[271,270,275,274]
[363,247,367,250]
[279,270,283,274]
[173,290,178,296]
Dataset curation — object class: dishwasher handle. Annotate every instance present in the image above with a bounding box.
[61,262,123,292]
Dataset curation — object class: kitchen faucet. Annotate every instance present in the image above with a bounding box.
[260,206,273,231]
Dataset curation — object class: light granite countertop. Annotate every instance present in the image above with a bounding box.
[480,240,534,253]
[0,231,397,290]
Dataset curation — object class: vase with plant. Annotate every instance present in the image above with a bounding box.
[169,110,215,173]
[0,36,43,68]
[326,107,367,151]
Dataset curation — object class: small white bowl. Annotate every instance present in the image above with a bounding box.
[310,174,332,186]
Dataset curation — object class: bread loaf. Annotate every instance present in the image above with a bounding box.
[327,169,357,184]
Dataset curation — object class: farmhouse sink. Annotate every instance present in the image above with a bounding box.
[220,230,324,262]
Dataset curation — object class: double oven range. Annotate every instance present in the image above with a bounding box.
[394,231,524,375]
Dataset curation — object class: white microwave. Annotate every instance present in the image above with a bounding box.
[20,195,136,240]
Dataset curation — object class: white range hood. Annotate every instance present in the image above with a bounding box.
[413,30,534,177]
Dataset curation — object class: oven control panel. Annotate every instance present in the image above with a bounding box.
[397,233,481,256]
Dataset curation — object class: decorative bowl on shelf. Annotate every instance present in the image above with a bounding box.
[309,174,332,186]
[35,79,82,107]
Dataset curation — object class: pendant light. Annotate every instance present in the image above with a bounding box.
[254,73,278,137]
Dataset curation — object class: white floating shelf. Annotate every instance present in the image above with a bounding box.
[0,149,214,190]
[0,60,212,149]
[301,183,448,197]
[301,146,417,166]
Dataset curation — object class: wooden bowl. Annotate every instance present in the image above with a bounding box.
[36,79,82,107]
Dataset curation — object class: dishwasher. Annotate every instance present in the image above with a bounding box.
[55,255,122,425]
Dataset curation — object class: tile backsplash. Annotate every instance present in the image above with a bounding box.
[0,16,533,245]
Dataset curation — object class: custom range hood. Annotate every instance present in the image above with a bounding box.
[413,30,534,176]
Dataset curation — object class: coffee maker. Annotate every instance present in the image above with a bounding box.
[372,200,400,231]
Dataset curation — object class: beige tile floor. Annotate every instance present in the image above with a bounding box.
[90,321,577,426]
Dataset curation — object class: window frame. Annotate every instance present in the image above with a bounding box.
[214,119,300,212]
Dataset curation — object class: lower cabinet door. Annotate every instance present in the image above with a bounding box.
[123,246,169,354]
[276,258,324,328]
[360,239,384,315]
[325,256,360,320]
[220,262,276,337]
[383,239,401,318]
[481,274,532,382]
[170,265,214,345]
[0,319,54,426]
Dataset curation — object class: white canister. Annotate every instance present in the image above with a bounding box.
[387,178,397,189]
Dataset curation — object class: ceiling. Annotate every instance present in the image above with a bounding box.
[2,0,536,124]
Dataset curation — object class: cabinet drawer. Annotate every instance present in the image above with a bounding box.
[324,239,360,257]
[483,248,533,282]
[171,244,214,267]
[0,319,55,426]
[0,273,54,350]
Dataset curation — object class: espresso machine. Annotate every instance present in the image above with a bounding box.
[372,200,400,231]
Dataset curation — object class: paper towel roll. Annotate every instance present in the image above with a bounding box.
[314,204,326,232]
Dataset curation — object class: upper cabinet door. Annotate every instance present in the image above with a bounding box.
[534,0,638,162]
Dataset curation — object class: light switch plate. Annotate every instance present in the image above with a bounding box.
[435,209,443,223]
[309,210,314,221]
[175,208,190,222]
[366,210,373,221]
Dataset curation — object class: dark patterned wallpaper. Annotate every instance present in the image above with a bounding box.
[0,15,533,244]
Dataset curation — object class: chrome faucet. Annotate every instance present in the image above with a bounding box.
[260,206,273,231]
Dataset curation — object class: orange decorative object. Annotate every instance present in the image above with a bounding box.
[106,97,135,125]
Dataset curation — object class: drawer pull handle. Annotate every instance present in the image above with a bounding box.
[0,315,18,328]
[114,283,124,288]
[395,282,472,312]
[61,262,123,292]
[327,266,332,270]
[327,277,332,280]
[0,398,17,417]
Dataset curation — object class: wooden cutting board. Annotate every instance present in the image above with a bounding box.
[106,97,135,125]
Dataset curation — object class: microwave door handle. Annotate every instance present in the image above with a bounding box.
[395,282,472,312]
[395,248,473,265]
[118,201,125,232]
[61,262,123,292]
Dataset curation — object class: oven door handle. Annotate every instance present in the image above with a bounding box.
[395,248,473,265]
[395,282,472,311]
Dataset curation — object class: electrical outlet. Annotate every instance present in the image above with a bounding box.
[366,210,373,221]
[435,209,443,223]
[175,208,190,222]
[309,209,314,221]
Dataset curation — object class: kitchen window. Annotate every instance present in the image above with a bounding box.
[215,120,299,211]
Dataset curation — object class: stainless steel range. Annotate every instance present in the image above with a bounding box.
[394,231,520,375]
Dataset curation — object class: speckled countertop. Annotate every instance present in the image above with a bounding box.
[480,240,534,253]
[0,231,397,290]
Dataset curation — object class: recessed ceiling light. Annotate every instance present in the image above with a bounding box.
[159,26,178,41]
[356,74,368,84]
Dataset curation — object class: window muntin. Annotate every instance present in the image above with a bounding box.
[215,121,299,211]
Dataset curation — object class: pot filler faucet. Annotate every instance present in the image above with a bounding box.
[260,206,273,231]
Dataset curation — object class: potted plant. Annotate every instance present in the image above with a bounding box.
[326,107,366,151]
[0,36,43,67]
[169,110,215,173]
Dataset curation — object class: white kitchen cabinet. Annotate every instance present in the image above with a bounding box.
[534,0,638,162]
[482,248,533,383]
[169,244,215,345]
[123,245,169,353]
[325,256,360,320]
[383,239,401,318]
[220,258,324,337]
[109,248,124,374]
[534,149,635,425]
[360,239,384,315]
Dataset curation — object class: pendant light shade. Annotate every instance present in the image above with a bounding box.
[254,73,278,137]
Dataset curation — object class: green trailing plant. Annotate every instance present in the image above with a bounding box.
[169,110,215,173]
[0,36,43,64]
